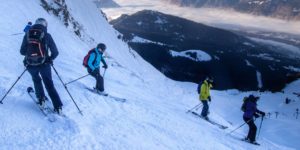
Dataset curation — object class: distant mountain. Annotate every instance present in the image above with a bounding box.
[93,0,120,8]
[165,0,300,20]
[111,10,300,91]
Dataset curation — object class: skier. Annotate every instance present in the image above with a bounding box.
[198,76,214,120]
[23,21,32,33]
[20,18,63,114]
[243,95,265,144]
[85,43,108,95]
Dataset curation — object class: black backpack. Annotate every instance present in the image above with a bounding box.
[241,97,249,112]
[25,28,46,66]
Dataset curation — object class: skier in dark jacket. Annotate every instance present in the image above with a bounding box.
[23,21,32,33]
[243,95,265,144]
[87,43,108,95]
[20,18,63,114]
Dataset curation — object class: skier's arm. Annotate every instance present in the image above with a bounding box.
[87,53,96,71]
[47,34,59,60]
[101,58,107,68]
[256,109,265,116]
[200,83,207,99]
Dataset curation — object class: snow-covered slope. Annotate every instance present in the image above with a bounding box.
[0,0,299,150]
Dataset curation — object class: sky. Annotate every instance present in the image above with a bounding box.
[102,0,300,35]
[0,0,299,149]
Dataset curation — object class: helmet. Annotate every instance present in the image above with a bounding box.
[28,21,32,25]
[97,43,106,51]
[35,18,47,27]
[206,76,214,83]
[249,94,260,101]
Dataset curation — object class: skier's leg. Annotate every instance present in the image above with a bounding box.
[89,70,98,89]
[27,66,45,101]
[40,65,63,109]
[248,120,257,142]
[201,100,208,117]
[243,117,251,140]
[96,73,104,92]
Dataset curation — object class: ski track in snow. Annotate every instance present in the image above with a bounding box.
[0,0,299,150]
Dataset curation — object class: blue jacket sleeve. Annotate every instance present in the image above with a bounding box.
[47,33,59,60]
[20,35,27,56]
[101,57,107,67]
[88,53,96,71]
[23,25,30,32]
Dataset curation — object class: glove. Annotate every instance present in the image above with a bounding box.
[260,112,265,117]
[45,57,53,65]
[208,96,211,102]
[102,64,108,69]
[254,113,259,118]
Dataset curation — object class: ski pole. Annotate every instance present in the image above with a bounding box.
[186,103,202,113]
[195,103,203,111]
[102,68,107,78]
[227,118,253,135]
[0,69,27,104]
[10,32,23,36]
[65,74,89,86]
[256,116,264,140]
[51,64,83,116]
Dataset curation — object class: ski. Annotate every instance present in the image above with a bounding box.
[86,88,126,103]
[27,87,57,122]
[107,95,126,103]
[191,111,228,129]
[293,92,300,97]
[241,139,260,146]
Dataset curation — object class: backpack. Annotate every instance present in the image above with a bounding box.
[83,49,96,67]
[241,97,249,112]
[25,29,46,66]
[197,82,201,94]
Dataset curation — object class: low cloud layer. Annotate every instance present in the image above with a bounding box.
[102,0,300,35]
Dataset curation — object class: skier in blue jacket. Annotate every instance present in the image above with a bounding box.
[23,21,32,33]
[87,43,108,94]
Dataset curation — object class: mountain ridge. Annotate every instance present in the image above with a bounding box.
[111,10,300,91]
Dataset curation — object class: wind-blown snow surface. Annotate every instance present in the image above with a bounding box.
[0,0,299,150]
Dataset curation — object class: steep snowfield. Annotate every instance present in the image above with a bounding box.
[0,0,299,150]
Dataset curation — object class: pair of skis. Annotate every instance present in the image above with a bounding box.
[27,87,65,122]
[190,111,228,129]
[190,111,261,146]
[86,87,126,103]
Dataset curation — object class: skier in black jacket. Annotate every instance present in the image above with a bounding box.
[20,18,63,114]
